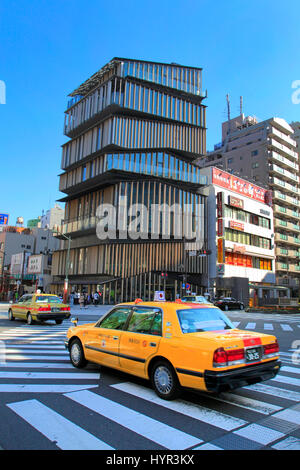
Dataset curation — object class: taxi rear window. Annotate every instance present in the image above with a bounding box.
[177,308,234,333]
[35,296,61,303]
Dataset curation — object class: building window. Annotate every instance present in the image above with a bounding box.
[251,150,258,156]
[252,162,259,169]
[82,165,87,181]
[228,158,233,164]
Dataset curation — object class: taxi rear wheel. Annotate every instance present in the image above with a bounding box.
[150,360,181,400]
[8,309,15,321]
[55,320,63,325]
[27,313,34,325]
[69,339,87,368]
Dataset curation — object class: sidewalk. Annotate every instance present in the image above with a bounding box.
[0,302,112,315]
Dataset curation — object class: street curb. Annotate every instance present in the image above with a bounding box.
[246,308,300,315]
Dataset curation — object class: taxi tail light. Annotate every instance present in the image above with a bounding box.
[61,306,70,311]
[213,348,227,365]
[38,305,50,312]
[213,347,244,366]
[263,341,279,355]
[227,348,244,362]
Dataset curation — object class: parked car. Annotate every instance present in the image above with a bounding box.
[65,299,280,400]
[181,295,211,304]
[214,297,245,311]
[8,293,71,325]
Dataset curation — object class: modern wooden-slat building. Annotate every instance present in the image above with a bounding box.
[51,58,208,302]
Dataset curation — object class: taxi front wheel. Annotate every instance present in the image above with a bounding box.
[8,309,15,321]
[150,360,181,400]
[69,339,87,368]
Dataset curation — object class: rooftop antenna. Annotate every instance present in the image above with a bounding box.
[240,96,243,115]
[226,94,231,135]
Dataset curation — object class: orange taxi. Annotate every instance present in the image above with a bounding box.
[8,293,71,325]
[65,300,281,400]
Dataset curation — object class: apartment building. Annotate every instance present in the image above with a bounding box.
[52,58,209,302]
[198,114,300,296]
[0,226,60,297]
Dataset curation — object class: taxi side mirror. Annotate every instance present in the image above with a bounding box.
[71,317,79,327]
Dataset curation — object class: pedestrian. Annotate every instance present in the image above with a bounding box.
[79,293,85,309]
[94,291,99,306]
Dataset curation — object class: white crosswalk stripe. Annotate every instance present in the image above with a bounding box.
[272,437,300,450]
[111,382,247,430]
[7,399,113,450]
[0,325,99,393]
[280,324,293,331]
[65,389,202,449]
[228,319,298,332]
[204,391,282,415]
[271,374,300,387]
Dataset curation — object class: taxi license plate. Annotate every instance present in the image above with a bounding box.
[245,347,261,362]
[51,308,61,313]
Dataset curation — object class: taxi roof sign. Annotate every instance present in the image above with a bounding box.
[154,291,165,301]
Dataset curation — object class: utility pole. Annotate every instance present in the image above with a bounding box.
[53,230,71,304]
[0,248,5,299]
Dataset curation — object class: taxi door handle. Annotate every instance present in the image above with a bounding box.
[113,336,119,340]
[150,342,157,347]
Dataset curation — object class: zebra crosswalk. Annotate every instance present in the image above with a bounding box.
[231,320,300,332]
[0,323,300,450]
[0,323,100,393]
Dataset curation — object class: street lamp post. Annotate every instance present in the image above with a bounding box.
[0,248,5,299]
[53,230,71,304]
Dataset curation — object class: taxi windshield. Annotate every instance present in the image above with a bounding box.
[177,308,234,333]
[35,296,62,303]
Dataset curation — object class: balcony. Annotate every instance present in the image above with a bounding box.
[276,262,300,273]
[269,151,299,172]
[268,138,298,161]
[269,163,299,184]
[275,232,300,247]
[268,127,297,149]
[274,218,300,233]
[273,204,300,221]
[273,190,300,208]
[269,177,299,195]
[275,247,300,259]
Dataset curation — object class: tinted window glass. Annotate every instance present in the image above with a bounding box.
[35,296,61,303]
[127,307,162,335]
[177,308,234,333]
[99,308,131,330]
[150,311,162,336]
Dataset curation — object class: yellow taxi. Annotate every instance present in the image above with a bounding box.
[65,300,281,400]
[8,293,71,325]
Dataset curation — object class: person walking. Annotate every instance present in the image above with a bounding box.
[79,293,85,309]
[93,291,99,306]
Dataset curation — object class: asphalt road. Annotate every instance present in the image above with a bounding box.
[0,304,299,451]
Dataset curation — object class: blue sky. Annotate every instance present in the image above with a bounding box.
[1,0,300,226]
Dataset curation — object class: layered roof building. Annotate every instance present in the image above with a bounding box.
[51,58,209,302]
